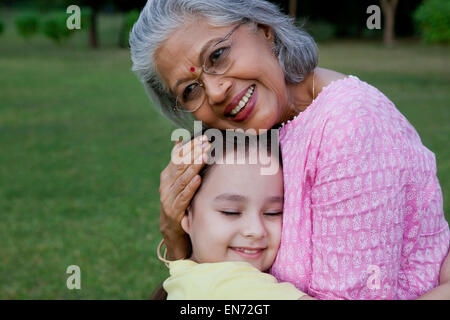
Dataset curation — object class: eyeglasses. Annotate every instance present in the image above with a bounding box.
[172,19,248,113]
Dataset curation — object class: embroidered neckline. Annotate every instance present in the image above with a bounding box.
[278,75,358,129]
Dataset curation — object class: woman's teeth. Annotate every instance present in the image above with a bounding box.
[229,85,255,116]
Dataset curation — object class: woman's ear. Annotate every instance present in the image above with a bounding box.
[256,23,276,54]
[181,206,193,235]
[257,23,274,42]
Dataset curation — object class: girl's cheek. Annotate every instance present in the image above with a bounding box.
[268,219,283,240]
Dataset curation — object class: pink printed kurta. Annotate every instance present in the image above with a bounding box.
[270,76,450,299]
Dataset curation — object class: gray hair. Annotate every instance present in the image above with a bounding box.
[129,0,318,129]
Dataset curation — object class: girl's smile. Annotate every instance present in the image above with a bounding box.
[229,246,266,259]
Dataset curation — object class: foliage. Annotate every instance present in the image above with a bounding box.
[119,9,140,48]
[413,0,450,43]
[80,6,92,30]
[302,20,337,42]
[0,20,4,36]
[40,12,71,43]
[361,28,382,40]
[15,12,39,39]
[125,9,139,36]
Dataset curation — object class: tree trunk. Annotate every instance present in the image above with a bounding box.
[380,0,399,46]
[289,0,297,19]
[89,7,99,48]
[118,18,127,48]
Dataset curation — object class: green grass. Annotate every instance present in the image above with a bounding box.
[0,9,449,299]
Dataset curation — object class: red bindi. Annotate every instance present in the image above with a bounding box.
[190,67,195,72]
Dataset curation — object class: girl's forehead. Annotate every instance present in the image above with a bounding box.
[203,162,282,191]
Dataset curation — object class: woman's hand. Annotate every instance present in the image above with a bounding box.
[159,135,210,260]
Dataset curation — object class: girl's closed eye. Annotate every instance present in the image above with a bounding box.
[264,211,282,216]
[219,210,241,216]
[219,210,282,216]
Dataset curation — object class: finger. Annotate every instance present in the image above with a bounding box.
[160,139,209,198]
[170,141,210,194]
[161,172,201,220]
[163,139,199,192]
[172,135,207,160]
[173,174,202,221]
[170,138,209,177]
[180,139,210,165]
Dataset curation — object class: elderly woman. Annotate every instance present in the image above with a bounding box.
[130,0,450,299]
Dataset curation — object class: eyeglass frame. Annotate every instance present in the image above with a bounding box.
[172,18,250,113]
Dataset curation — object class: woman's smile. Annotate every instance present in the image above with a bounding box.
[224,84,257,122]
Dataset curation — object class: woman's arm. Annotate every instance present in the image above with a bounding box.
[417,251,450,300]
[159,135,210,260]
[304,89,449,299]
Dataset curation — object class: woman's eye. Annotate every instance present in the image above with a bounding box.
[208,46,230,66]
[182,83,199,101]
[209,48,224,63]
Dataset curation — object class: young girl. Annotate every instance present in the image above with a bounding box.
[155,132,311,300]
[154,132,450,300]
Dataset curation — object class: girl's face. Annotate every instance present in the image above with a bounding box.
[155,18,289,131]
[181,161,283,272]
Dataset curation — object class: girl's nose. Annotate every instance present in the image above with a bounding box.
[242,213,267,240]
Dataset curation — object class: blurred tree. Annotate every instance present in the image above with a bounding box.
[15,12,39,39]
[79,0,108,48]
[289,0,297,18]
[41,11,72,44]
[31,0,107,48]
[413,0,450,43]
[118,9,140,48]
[114,0,147,12]
[6,0,422,45]
[380,0,399,46]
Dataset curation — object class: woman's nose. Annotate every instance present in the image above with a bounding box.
[203,74,232,105]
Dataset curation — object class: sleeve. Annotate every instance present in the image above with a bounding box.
[397,163,450,299]
[307,91,449,300]
[164,261,306,300]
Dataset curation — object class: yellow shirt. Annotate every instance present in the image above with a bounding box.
[163,260,305,300]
